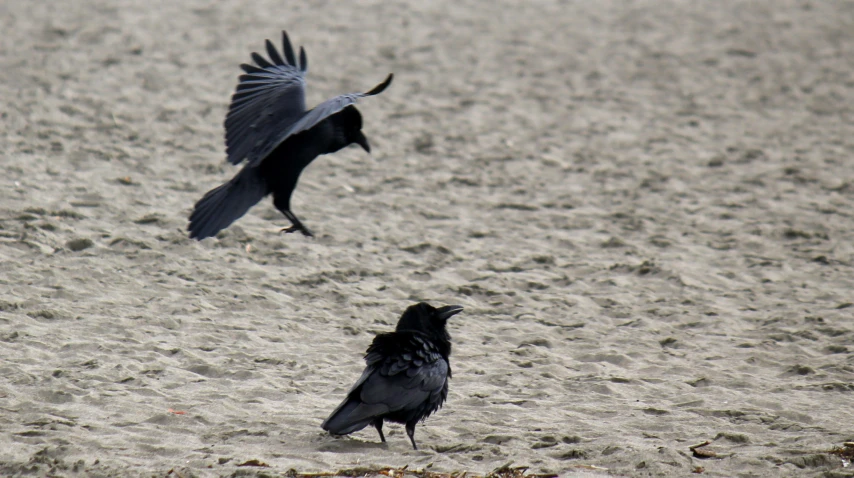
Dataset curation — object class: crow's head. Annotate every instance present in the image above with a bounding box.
[329,105,371,153]
[396,302,464,340]
[323,74,392,155]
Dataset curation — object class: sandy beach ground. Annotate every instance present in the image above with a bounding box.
[2,0,854,476]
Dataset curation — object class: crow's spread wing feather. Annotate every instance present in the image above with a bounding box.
[243,73,393,168]
[224,31,308,166]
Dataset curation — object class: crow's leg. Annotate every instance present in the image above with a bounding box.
[372,419,386,443]
[405,422,418,450]
[279,210,314,237]
[273,192,314,237]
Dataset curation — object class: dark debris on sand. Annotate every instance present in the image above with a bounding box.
[828,442,854,463]
[283,462,560,478]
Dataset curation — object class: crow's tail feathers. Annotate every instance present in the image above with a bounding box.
[188,166,269,240]
[321,397,382,436]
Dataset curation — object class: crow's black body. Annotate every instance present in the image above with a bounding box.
[322,303,463,450]
[188,31,392,240]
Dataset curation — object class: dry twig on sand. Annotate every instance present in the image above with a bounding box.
[689,441,718,459]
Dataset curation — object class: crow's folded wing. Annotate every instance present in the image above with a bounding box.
[224,31,308,166]
[243,73,393,168]
[356,345,448,416]
[322,355,447,433]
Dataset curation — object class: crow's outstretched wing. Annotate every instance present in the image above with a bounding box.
[244,73,393,167]
[225,31,308,166]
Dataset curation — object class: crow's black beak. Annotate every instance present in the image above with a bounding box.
[436,305,464,321]
[355,133,371,153]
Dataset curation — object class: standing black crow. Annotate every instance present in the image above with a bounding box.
[188,31,393,240]
[321,302,464,450]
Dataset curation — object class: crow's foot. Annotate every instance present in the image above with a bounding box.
[279,224,314,237]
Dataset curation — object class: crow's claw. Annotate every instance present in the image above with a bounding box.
[280,225,314,237]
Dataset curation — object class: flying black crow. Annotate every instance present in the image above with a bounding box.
[321,303,464,450]
[188,31,393,240]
